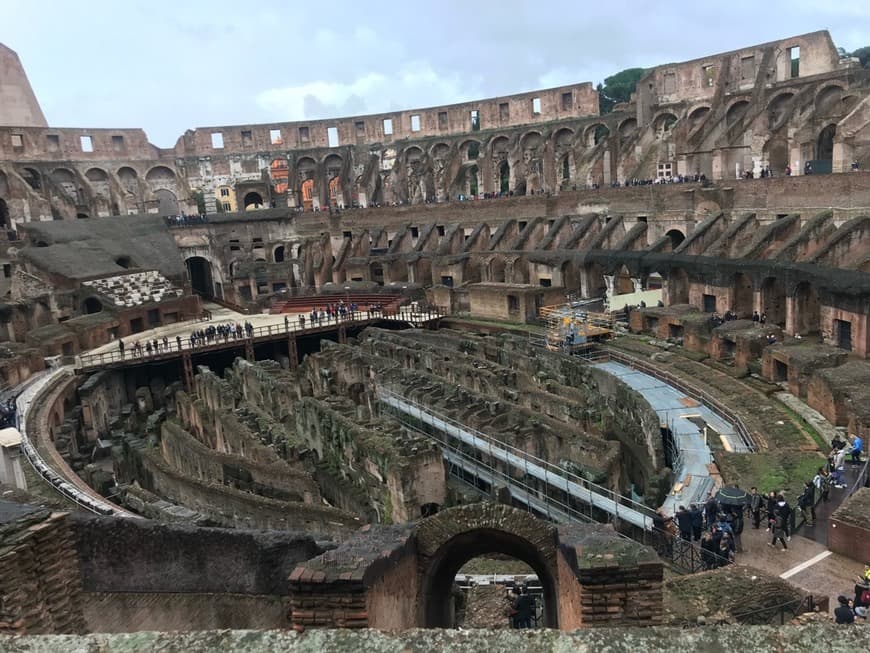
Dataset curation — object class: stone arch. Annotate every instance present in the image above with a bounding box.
[560,153,571,182]
[50,168,78,199]
[668,268,689,305]
[498,160,510,194]
[760,276,786,326]
[652,112,678,135]
[815,84,846,115]
[490,135,511,158]
[458,164,479,197]
[154,189,178,216]
[817,124,836,164]
[243,191,264,211]
[583,123,610,147]
[520,131,542,151]
[725,100,750,127]
[459,139,481,161]
[415,504,559,629]
[270,158,289,194]
[665,229,685,250]
[553,127,574,148]
[583,261,607,298]
[300,179,315,210]
[617,118,637,139]
[0,198,8,229]
[21,167,41,190]
[767,92,795,129]
[145,165,176,188]
[117,166,138,194]
[687,105,710,129]
[614,264,634,295]
[404,146,424,163]
[792,281,820,335]
[430,142,451,158]
[82,296,103,314]
[186,256,216,299]
[489,256,507,283]
[732,272,753,318]
[85,167,108,182]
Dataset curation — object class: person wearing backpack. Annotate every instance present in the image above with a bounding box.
[814,467,831,503]
[854,577,870,619]
[798,481,815,526]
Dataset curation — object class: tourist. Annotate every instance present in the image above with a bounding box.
[769,503,788,550]
[675,505,692,542]
[834,596,855,624]
[798,481,815,526]
[700,531,717,570]
[848,434,863,464]
[118,339,125,358]
[831,445,849,488]
[704,494,719,530]
[813,467,830,503]
[718,531,735,565]
[853,577,870,618]
[512,588,534,628]
[752,311,760,324]
[689,503,703,541]
[176,335,182,351]
[748,486,763,529]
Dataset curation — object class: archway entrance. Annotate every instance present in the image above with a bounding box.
[82,297,102,314]
[499,161,510,194]
[154,189,178,216]
[668,268,690,305]
[243,191,264,211]
[793,282,820,335]
[760,277,786,326]
[732,272,753,318]
[665,229,685,250]
[0,198,9,229]
[186,256,214,299]
[816,124,835,169]
[300,179,314,210]
[422,528,557,629]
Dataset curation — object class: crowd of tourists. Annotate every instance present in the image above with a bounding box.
[835,568,870,624]
[655,429,864,567]
[165,214,209,227]
[116,320,257,358]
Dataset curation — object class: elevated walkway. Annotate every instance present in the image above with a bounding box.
[377,386,656,531]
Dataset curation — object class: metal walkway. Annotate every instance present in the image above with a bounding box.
[378,387,656,530]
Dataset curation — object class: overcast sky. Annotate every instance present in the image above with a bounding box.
[4,0,868,147]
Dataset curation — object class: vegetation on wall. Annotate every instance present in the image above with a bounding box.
[597,68,646,114]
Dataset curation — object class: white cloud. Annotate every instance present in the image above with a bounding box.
[255,61,478,121]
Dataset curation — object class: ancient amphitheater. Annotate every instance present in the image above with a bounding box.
[1,29,870,651]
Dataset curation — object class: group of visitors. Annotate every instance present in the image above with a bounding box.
[835,570,870,624]
[164,214,208,227]
[608,173,707,189]
[657,497,744,569]
[116,321,257,358]
[0,398,17,429]
[505,586,536,628]
[830,433,863,486]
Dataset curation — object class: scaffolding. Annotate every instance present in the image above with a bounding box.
[539,303,614,352]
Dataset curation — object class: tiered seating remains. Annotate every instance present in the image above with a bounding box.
[270,292,404,315]
[82,271,183,308]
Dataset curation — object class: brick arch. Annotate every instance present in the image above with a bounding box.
[415,503,559,628]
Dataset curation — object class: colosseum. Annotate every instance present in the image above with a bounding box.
[1,28,870,651]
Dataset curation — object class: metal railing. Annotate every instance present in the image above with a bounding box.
[566,346,755,453]
[378,385,736,572]
[75,307,445,370]
[378,385,657,530]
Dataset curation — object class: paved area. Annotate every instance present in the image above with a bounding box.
[738,519,865,613]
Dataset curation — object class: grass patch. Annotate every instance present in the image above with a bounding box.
[717,450,824,499]
[777,403,828,450]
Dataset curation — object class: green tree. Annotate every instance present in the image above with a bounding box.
[597,67,645,114]
[850,46,870,68]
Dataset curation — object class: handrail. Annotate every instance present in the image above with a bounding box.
[75,308,445,371]
[15,369,138,517]
[378,385,657,529]
[589,346,756,452]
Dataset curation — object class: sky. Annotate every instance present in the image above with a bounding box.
[3,0,869,147]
